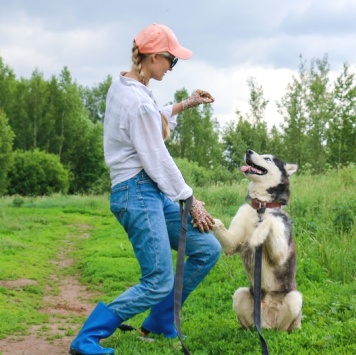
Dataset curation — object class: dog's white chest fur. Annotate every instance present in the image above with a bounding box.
[238,206,291,288]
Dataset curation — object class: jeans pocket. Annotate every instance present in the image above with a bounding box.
[110,185,129,221]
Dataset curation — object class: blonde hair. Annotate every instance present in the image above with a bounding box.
[132,42,170,140]
[131,43,147,85]
[160,113,170,140]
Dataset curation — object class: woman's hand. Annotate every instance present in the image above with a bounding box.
[181,89,215,110]
[190,196,215,233]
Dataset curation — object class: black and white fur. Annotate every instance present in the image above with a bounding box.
[213,150,302,332]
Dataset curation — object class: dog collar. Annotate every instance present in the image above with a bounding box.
[250,198,282,211]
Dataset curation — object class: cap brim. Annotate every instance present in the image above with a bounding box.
[169,46,192,60]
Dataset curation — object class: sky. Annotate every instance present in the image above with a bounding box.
[1,0,356,129]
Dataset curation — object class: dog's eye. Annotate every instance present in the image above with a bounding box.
[264,157,272,162]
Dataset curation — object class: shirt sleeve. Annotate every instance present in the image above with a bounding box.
[130,103,193,201]
[160,104,178,130]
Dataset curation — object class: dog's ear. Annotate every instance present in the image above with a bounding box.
[285,163,299,176]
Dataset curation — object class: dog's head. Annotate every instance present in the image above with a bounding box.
[241,149,298,205]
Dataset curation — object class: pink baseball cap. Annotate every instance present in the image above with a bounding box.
[134,24,192,60]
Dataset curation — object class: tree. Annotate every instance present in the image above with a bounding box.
[51,67,108,193]
[166,88,223,170]
[277,57,310,167]
[327,63,356,166]
[8,78,32,150]
[8,70,67,154]
[55,67,86,159]
[8,66,109,194]
[65,121,108,193]
[278,55,336,172]
[221,77,270,170]
[0,110,15,195]
[26,70,49,148]
[304,55,331,172]
[246,77,269,126]
[41,75,62,152]
[267,126,286,159]
[221,118,250,171]
[0,57,16,114]
[81,75,112,122]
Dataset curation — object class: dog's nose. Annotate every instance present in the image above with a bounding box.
[246,149,254,155]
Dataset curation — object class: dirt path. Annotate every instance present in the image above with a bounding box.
[0,226,97,355]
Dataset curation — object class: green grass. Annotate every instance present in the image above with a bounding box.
[0,165,355,354]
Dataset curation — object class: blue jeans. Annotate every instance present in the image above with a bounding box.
[107,170,221,321]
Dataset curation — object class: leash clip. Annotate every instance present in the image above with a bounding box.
[257,201,266,216]
[257,201,266,210]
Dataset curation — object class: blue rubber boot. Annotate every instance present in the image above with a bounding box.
[141,289,189,338]
[69,302,123,355]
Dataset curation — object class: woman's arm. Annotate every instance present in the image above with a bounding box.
[171,89,215,116]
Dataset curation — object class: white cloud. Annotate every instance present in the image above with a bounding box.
[0,0,355,130]
[0,13,127,84]
[151,61,295,129]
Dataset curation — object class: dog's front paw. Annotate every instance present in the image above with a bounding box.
[249,220,270,248]
[212,218,225,230]
[249,232,266,248]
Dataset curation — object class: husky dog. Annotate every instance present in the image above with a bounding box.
[213,150,302,332]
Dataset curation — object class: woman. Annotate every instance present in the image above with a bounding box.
[70,23,221,355]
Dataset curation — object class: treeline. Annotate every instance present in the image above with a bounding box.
[0,55,355,196]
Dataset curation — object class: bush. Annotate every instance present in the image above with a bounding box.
[174,158,241,187]
[12,196,25,207]
[174,158,213,187]
[7,149,69,196]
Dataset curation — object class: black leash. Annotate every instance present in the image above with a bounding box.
[254,244,269,355]
[175,196,193,355]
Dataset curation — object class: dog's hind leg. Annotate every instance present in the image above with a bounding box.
[232,287,254,329]
[276,291,302,332]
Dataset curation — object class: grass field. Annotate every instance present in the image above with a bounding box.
[0,165,355,354]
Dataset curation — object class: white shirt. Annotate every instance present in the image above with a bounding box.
[104,73,193,201]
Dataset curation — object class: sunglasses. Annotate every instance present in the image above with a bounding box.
[159,53,178,69]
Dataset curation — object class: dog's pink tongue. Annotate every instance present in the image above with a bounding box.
[241,165,263,174]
